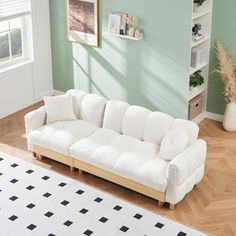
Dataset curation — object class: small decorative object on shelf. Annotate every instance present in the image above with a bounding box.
[192,23,205,42]
[190,70,204,90]
[191,48,202,68]
[107,13,143,40]
[215,40,236,132]
[108,13,122,34]
[193,0,207,13]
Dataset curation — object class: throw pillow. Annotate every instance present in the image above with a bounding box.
[160,128,189,161]
[43,94,76,124]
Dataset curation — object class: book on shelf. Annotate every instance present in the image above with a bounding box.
[113,12,128,35]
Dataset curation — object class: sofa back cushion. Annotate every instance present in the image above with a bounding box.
[80,93,107,127]
[143,112,174,144]
[122,106,151,140]
[169,119,199,145]
[103,100,129,133]
[67,89,87,118]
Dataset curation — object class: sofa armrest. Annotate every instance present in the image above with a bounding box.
[167,139,207,186]
[24,106,46,134]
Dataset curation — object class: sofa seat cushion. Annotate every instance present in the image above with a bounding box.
[29,120,98,156]
[70,133,168,192]
[69,128,120,160]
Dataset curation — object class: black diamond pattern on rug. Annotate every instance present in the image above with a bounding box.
[45,211,54,218]
[155,222,164,229]
[79,208,88,214]
[61,200,69,206]
[94,197,103,203]
[113,205,122,211]
[99,217,108,223]
[9,215,18,221]
[27,224,37,230]
[26,169,34,174]
[64,220,73,226]
[83,229,93,235]
[42,175,50,181]
[10,179,18,184]
[9,196,18,201]
[178,232,187,236]
[134,213,143,220]
[120,226,129,232]
[26,203,36,209]
[58,182,67,187]
[11,163,18,168]
[76,189,84,195]
[26,185,35,191]
[43,192,52,198]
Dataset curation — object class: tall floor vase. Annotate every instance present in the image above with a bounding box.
[223,103,236,132]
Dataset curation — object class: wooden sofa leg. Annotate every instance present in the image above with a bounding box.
[169,203,175,210]
[36,154,43,161]
[158,201,164,208]
[70,166,74,172]
[79,169,84,175]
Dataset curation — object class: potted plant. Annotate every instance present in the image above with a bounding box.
[190,70,204,90]
[193,0,206,12]
[215,40,236,132]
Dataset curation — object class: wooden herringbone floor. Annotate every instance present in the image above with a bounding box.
[0,103,235,236]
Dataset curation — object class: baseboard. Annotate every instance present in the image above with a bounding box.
[0,99,33,119]
[54,89,65,95]
[0,89,54,119]
[34,89,54,103]
[205,112,224,122]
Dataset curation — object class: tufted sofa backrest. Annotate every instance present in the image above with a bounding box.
[67,90,199,145]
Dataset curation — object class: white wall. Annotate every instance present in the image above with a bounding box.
[0,0,53,119]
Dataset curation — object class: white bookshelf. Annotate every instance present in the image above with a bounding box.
[188,0,212,122]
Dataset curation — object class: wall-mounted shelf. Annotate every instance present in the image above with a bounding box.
[191,36,209,48]
[107,32,143,41]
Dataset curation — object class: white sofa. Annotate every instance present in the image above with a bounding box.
[25,89,207,209]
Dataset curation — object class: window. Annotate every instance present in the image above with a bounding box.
[0,0,32,67]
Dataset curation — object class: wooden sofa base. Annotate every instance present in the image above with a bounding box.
[32,145,174,209]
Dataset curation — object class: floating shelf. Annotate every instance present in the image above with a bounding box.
[192,10,211,20]
[190,62,208,75]
[191,36,209,48]
[188,84,207,101]
[107,32,143,41]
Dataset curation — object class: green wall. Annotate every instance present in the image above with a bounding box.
[207,0,236,115]
[50,0,192,118]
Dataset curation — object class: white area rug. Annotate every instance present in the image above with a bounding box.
[0,152,206,236]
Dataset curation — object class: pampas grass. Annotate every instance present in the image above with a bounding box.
[215,40,236,103]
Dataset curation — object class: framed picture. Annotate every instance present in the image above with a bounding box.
[108,13,121,34]
[66,0,99,47]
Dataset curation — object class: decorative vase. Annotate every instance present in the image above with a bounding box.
[190,86,198,91]
[128,28,135,37]
[223,102,236,132]
[193,3,202,13]
[134,29,141,39]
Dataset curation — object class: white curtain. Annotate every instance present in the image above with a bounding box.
[0,0,31,21]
